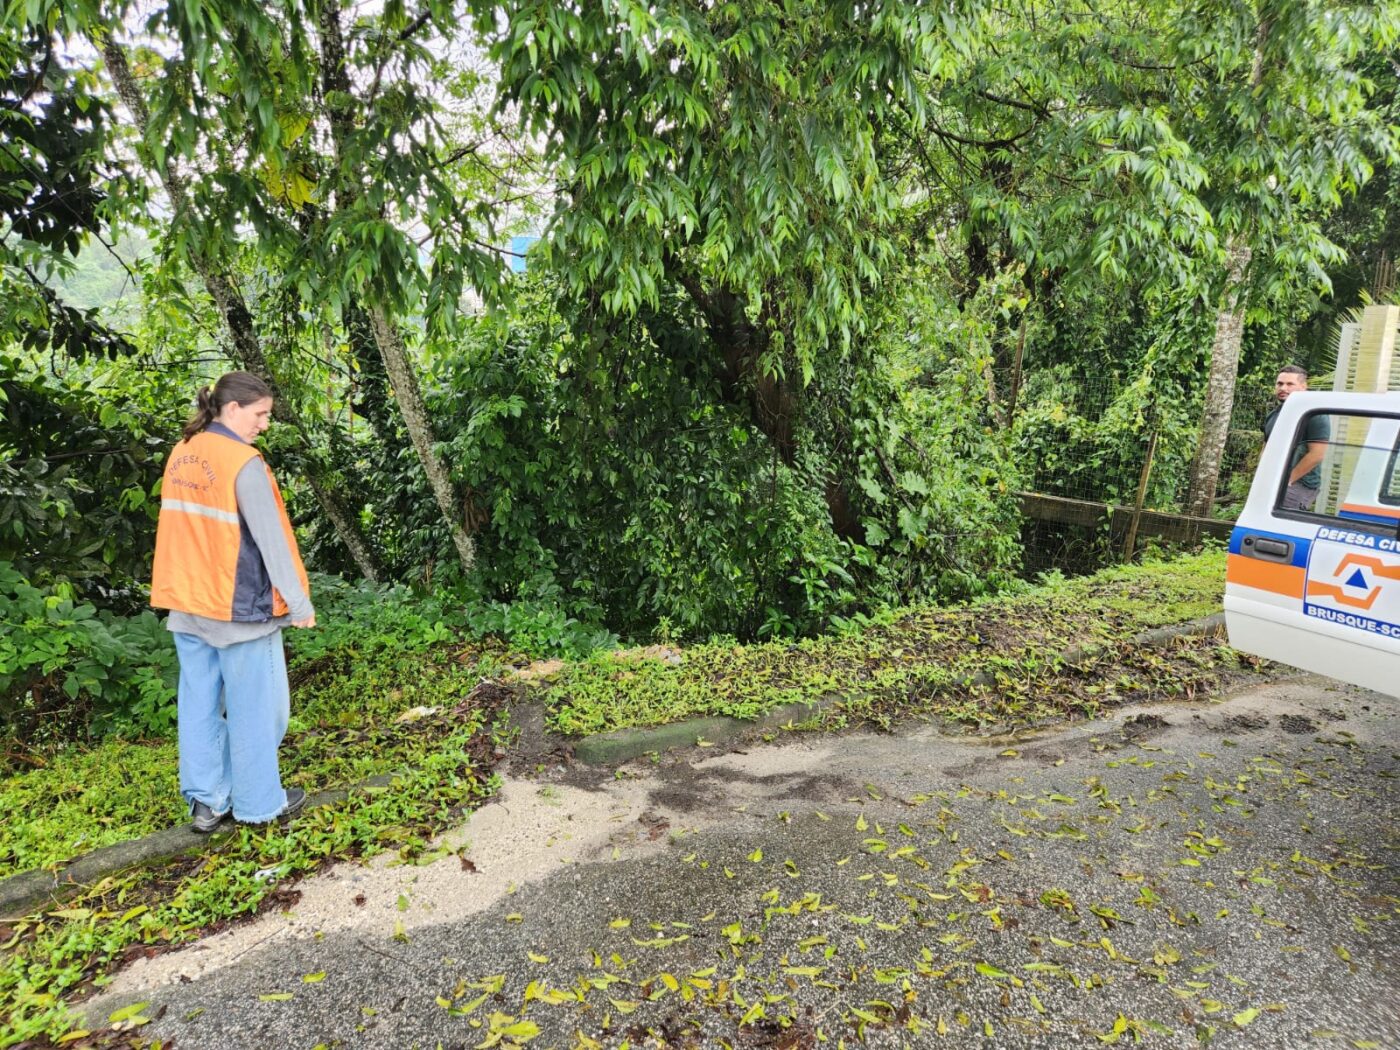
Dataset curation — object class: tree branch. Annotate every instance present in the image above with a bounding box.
[927,114,1037,151]
[976,89,1048,118]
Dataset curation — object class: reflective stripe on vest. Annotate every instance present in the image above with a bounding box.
[160,499,241,525]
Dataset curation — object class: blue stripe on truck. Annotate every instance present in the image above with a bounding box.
[1228,525,1311,567]
[1337,509,1399,527]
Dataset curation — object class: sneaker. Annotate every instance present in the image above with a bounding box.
[278,787,308,822]
[240,788,310,827]
[191,800,231,834]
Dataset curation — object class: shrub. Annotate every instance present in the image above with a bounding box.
[289,572,617,667]
[0,562,178,745]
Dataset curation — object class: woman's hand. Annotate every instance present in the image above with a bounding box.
[292,613,317,628]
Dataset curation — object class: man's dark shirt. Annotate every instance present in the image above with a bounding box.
[1263,404,1330,489]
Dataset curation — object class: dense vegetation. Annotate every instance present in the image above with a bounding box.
[3,0,1397,742]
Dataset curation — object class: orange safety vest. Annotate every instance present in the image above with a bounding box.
[150,427,310,621]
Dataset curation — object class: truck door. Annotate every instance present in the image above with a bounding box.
[1226,391,1400,696]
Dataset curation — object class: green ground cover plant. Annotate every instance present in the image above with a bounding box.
[0,740,177,880]
[542,550,1234,736]
[0,565,179,745]
[0,565,615,752]
[0,695,504,1047]
[0,642,509,879]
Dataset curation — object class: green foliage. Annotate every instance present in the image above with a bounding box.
[484,0,923,376]
[0,20,139,361]
[429,295,844,639]
[0,562,178,744]
[846,266,1025,600]
[284,577,463,664]
[1171,1,1399,313]
[0,554,611,749]
[905,1,1220,296]
[1293,49,1400,361]
[0,576,510,1043]
[487,0,1395,392]
[400,275,1022,642]
[47,231,150,332]
[57,0,518,335]
[1013,366,1199,509]
[0,349,179,601]
[289,573,616,666]
[0,3,1391,1034]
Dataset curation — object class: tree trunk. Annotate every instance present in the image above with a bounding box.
[367,305,477,571]
[1182,15,1272,519]
[304,473,382,580]
[674,277,798,462]
[319,3,476,574]
[1183,240,1252,517]
[670,274,871,537]
[98,31,384,582]
[344,302,401,445]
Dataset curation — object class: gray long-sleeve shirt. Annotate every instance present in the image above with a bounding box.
[166,453,314,648]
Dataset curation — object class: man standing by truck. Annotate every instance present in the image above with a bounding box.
[1263,365,1330,511]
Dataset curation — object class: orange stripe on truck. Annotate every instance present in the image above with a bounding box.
[1226,555,1305,599]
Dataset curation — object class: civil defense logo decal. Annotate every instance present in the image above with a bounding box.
[1305,553,1398,610]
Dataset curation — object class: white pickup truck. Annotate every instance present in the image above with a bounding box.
[1226,390,1400,695]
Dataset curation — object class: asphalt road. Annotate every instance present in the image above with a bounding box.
[84,674,1399,1049]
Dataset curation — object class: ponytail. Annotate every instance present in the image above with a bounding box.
[181,385,218,441]
[181,371,274,441]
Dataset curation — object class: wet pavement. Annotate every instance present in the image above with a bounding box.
[84,674,1399,1048]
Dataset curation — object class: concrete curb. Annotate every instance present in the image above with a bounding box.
[572,613,1228,766]
[0,613,1229,916]
[0,778,389,919]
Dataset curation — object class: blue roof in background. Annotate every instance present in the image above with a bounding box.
[508,235,540,273]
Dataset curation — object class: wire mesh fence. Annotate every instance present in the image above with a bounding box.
[1008,371,1270,578]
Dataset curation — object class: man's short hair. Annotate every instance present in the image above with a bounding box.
[1279,364,1308,381]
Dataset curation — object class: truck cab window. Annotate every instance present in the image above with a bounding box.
[1276,412,1400,533]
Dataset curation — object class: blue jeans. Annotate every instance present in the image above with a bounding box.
[173,630,291,823]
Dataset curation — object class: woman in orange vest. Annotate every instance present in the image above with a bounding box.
[151,371,316,830]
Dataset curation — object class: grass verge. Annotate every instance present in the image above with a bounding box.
[541,550,1242,735]
[0,642,511,880]
[0,680,508,1048]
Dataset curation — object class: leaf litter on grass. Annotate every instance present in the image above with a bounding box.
[539,551,1265,737]
[0,682,511,1049]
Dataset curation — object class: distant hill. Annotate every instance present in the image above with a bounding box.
[49,232,150,326]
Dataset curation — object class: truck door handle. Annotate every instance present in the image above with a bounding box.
[1240,535,1294,562]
